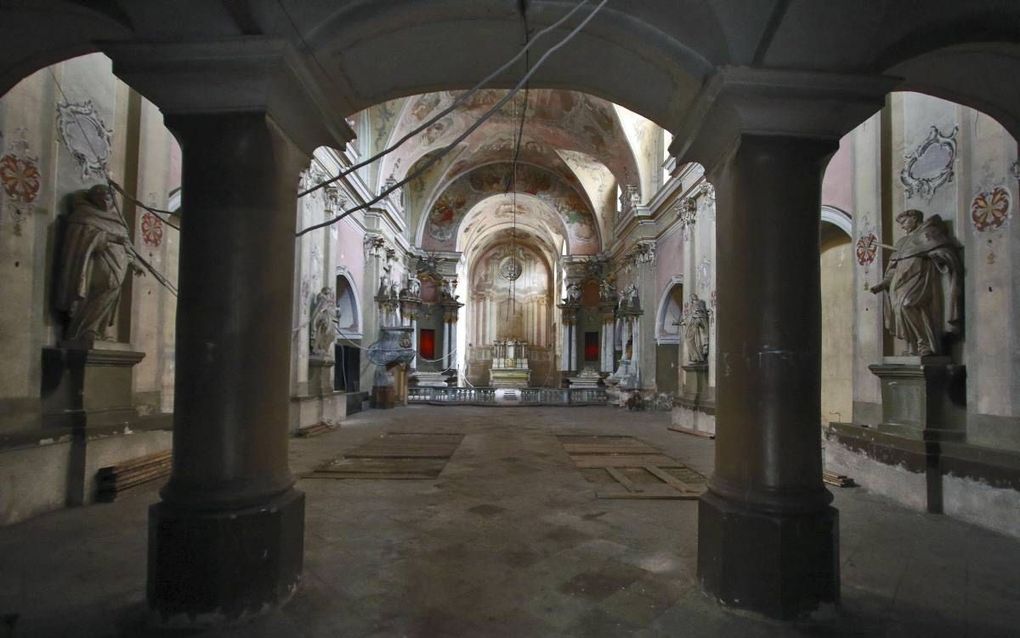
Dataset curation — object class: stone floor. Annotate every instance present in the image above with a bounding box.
[1,405,1019,637]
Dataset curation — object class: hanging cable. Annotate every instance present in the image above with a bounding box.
[295,0,610,237]
[107,179,181,229]
[295,0,593,200]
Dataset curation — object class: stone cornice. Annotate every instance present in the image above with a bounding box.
[669,66,900,173]
[103,37,355,155]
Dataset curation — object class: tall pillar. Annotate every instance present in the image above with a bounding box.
[669,68,894,620]
[153,113,308,626]
[698,134,840,618]
[108,38,353,627]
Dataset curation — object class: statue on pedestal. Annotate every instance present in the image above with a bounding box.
[869,209,962,356]
[682,294,710,364]
[309,287,337,358]
[55,184,142,345]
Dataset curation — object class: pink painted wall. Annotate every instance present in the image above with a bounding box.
[337,217,365,313]
[656,226,684,298]
[822,135,854,214]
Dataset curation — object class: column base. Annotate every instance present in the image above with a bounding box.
[697,490,839,620]
[148,488,305,628]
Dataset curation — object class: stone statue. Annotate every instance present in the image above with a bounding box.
[565,282,581,304]
[682,294,710,364]
[406,277,421,298]
[869,209,962,356]
[309,287,337,357]
[619,283,639,312]
[599,279,616,302]
[55,184,142,345]
[440,279,454,302]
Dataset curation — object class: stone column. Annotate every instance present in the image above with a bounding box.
[601,309,615,373]
[153,112,309,626]
[107,38,353,627]
[699,134,840,619]
[669,67,894,620]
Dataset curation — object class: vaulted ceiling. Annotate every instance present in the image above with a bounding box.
[360,88,650,256]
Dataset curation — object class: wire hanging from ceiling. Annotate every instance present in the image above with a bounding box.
[501,0,533,337]
[294,0,610,237]
[295,0,594,200]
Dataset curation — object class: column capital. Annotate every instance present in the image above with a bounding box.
[103,37,355,155]
[670,66,899,172]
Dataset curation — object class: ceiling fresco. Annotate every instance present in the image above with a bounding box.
[355,89,657,258]
[419,162,599,255]
[373,88,642,204]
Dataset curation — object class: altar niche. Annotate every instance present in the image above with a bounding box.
[466,240,554,386]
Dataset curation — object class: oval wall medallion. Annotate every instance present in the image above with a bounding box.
[56,100,113,180]
[900,125,958,201]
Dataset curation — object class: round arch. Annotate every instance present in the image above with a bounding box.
[655,276,685,346]
[334,268,363,340]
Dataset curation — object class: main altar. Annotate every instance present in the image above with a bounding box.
[489,338,531,388]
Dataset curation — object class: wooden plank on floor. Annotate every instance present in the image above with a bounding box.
[561,442,661,455]
[643,465,706,496]
[595,484,700,500]
[570,454,678,468]
[604,467,642,493]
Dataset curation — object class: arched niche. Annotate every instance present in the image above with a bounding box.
[335,270,362,339]
[655,276,685,346]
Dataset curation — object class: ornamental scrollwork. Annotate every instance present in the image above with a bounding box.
[900,125,958,201]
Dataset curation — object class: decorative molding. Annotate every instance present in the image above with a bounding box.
[0,129,40,235]
[676,196,698,239]
[56,100,113,180]
[618,183,640,219]
[971,186,1011,232]
[900,125,958,201]
[140,212,164,247]
[363,233,386,260]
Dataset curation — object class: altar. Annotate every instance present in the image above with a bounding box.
[489,338,531,388]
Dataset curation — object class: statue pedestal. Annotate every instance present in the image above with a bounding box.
[868,356,966,441]
[290,355,345,433]
[412,371,450,388]
[680,362,709,402]
[308,355,335,396]
[41,342,145,430]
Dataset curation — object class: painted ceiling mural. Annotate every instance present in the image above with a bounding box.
[421,162,599,255]
[374,89,642,206]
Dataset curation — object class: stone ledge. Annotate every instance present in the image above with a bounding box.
[827,422,1020,491]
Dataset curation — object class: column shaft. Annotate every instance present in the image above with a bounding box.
[698,134,839,619]
[149,113,307,626]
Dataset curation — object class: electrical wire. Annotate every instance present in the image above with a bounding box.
[107,179,181,229]
[295,0,593,200]
[295,0,610,237]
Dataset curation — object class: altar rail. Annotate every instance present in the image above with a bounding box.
[408,386,608,406]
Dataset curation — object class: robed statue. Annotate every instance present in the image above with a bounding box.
[682,293,710,364]
[310,287,337,357]
[55,184,141,344]
[870,209,962,357]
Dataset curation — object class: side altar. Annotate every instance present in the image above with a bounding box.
[489,338,531,388]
